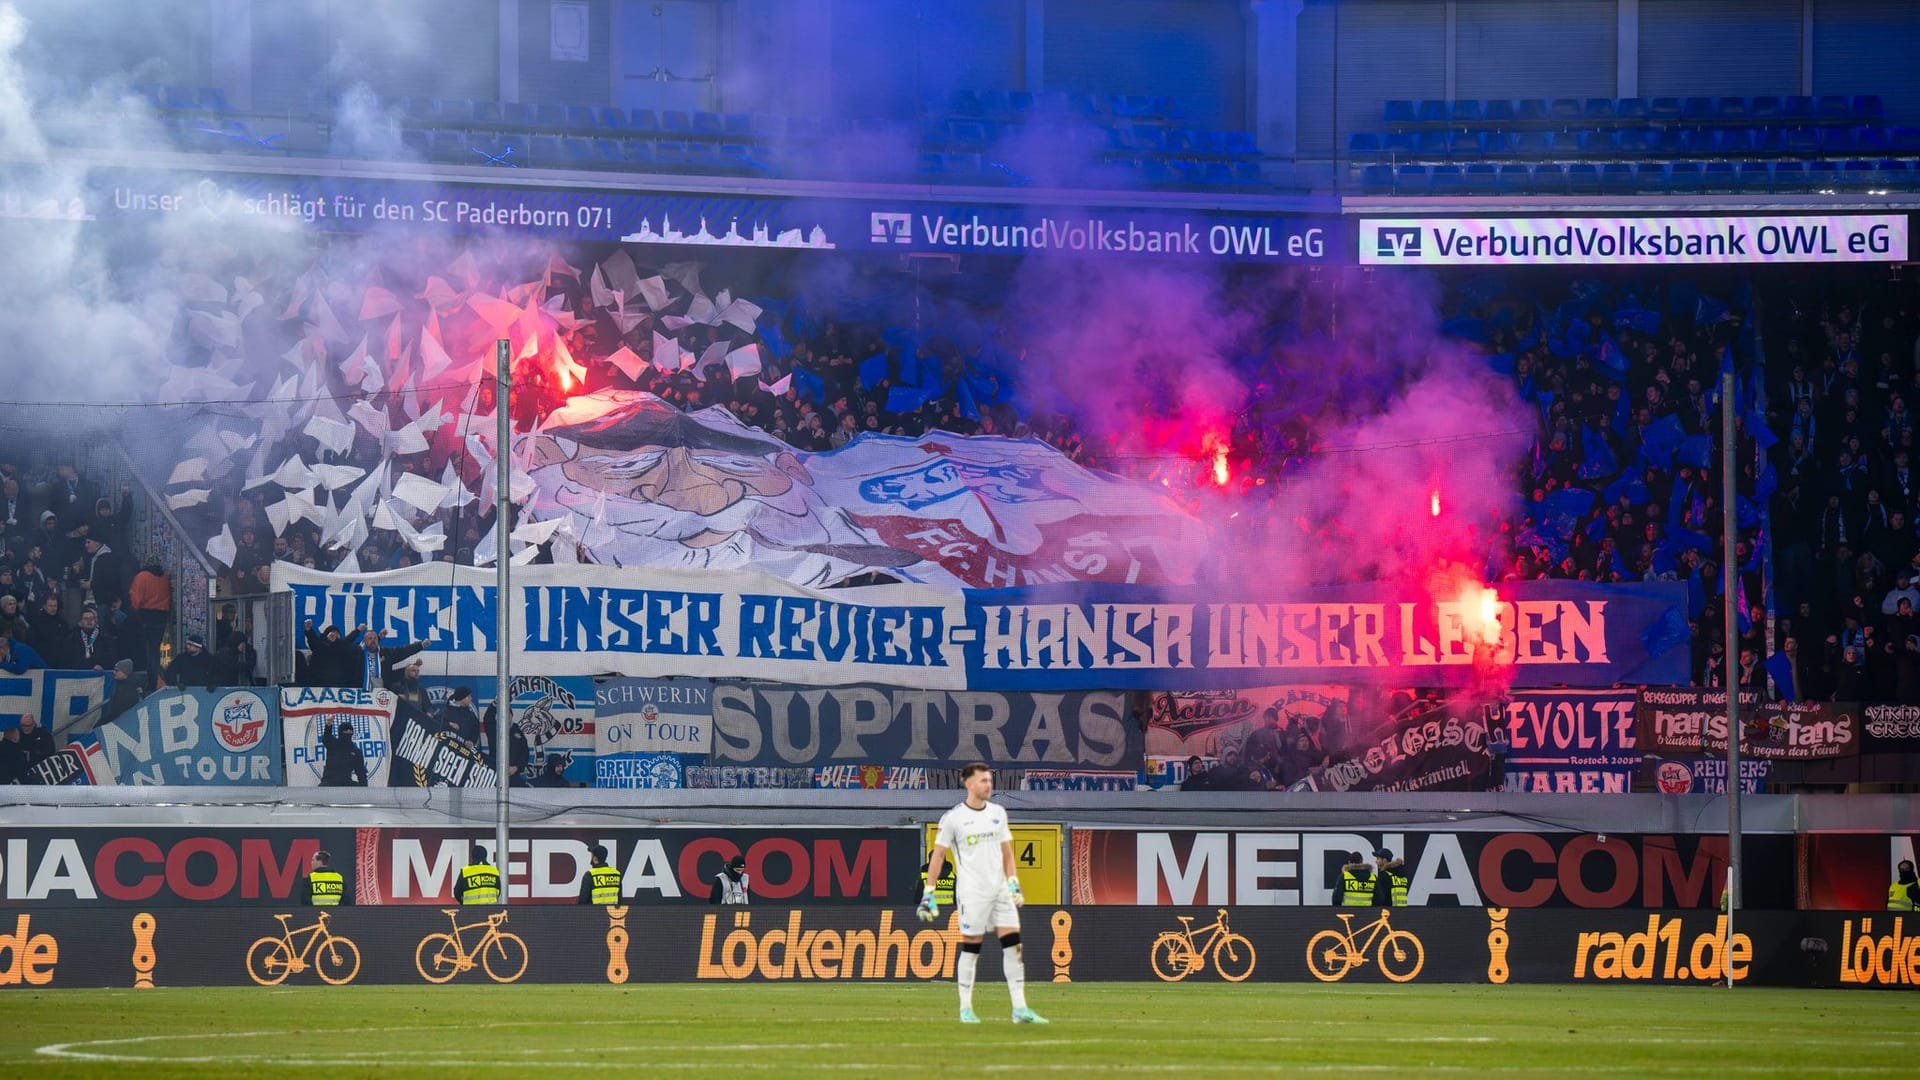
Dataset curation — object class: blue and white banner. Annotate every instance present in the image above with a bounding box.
[423,674,596,785]
[708,683,1140,770]
[86,687,282,786]
[593,677,711,788]
[1500,689,1641,795]
[0,670,114,733]
[275,563,1691,690]
[280,686,396,786]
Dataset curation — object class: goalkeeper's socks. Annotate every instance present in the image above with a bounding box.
[957,950,977,1011]
[1004,944,1027,1010]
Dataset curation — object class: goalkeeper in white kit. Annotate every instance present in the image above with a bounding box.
[919,762,1047,1024]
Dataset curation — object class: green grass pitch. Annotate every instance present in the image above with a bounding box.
[2,983,1914,1078]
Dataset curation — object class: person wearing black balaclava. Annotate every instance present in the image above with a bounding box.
[1890,859,1920,911]
[710,854,750,905]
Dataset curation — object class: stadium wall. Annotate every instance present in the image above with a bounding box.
[0,905,1908,988]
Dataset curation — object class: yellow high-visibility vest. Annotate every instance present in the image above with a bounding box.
[308,870,344,907]
[587,865,622,905]
[460,864,502,905]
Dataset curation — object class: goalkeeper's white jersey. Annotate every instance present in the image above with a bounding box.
[934,799,1013,899]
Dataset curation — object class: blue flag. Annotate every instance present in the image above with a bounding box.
[1677,434,1715,470]
[1764,652,1797,702]
[791,366,826,404]
[1577,425,1618,480]
[1641,415,1686,468]
[1614,307,1660,336]
[858,353,889,391]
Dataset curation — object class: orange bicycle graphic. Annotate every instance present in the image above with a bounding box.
[415,909,529,984]
[245,913,361,986]
[1150,909,1256,982]
[1306,909,1425,982]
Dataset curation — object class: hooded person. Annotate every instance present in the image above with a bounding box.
[1891,859,1920,911]
[160,632,219,690]
[710,853,750,905]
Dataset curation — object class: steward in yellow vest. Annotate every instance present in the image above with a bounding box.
[920,857,956,907]
[1338,852,1374,906]
[304,850,347,906]
[1891,860,1919,911]
[579,845,622,905]
[457,846,503,905]
[1371,849,1409,906]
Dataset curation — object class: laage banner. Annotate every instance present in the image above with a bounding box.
[273,563,1689,690]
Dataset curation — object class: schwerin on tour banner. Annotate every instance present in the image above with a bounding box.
[272,563,1689,690]
[7,906,1885,989]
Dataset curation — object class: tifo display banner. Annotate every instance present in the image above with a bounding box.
[0,906,1851,989]
[1799,834,1917,911]
[274,563,1690,690]
[0,827,922,906]
[1637,689,1859,760]
[280,687,397,786]
[84,687,283,786]
[1358,214,1907,266]
[387,700,499,788]
[1065,829,1794,909]
[0,669,114,733]
[1501,690,1641,794]
[708,683,1140,770]
[422,675,596,786]
[594,678,712,789]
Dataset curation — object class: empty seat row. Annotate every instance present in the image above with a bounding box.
[937,88,1179,123]
[1357,159,1916,195]
[131,83,230,113]
[397,98,758,140]
[385,129,769,173]
[1350,125,1920,162]
[1385,95,1883,128]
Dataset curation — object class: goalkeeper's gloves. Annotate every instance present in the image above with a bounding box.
[916,889,940,923]
[1006,876,1024,908]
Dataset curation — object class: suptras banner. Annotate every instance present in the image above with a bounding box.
[272,563,1689,691]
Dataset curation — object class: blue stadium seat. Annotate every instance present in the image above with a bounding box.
[1008,91,1034,115]
[1416,129,1451,158]
[1815,95,1851,120]
[1583,98,1615,123]
[1822,127,1858,155]
[918,151,946,177]
[590,107,627,132]
[195,86,230,112]
[1837,159,1880,189]
[1221,131,1257,155]
[1709,128,1754,155]
[471,100,503,126]
[1574,129,1613,157]
[433,98,473,125]
[1616,128,1659,156]
[1383,100,1417,125]
[948,89,982,116]
[1749,96,1782,121]
[559,136,595,165]
[1428,164,1464,193]
[1416,99,1448,125]
[1485,99,1516,125]
[1647,97,1682,121]
[1751,127,1790,155]
[1451,100,1484,124]
[1511,130,1552,158]
[527,135,562,164]
[1394,164,1429,192]
[1783,127,1821,154]
[1802,159,1840,188]
[1877,159,1912,188]
[724,113,753,136]
[403,96,438,122]
[400,128,429,156]
[1854,95,1884,120]
[1231,160,1261,183]
[1664,162,1704,193]
[947,151,986,177]
[1888,127,1920,153]
[1615,97,1648,124]
[1532,162,1569,191]
[978,90,1011,118]
[565,106,597,133]
[1781,96,1815,121]
[1565,162,1601,193]
[1478,130,1516,158]
[652,140,688,166]
[950,120,991,147]
[1655,128,1695,155]
[532,103,568,131]
[1550,98,1582,123]
[1717,97,1748,120]
[662,110,692,134]
[1382,131,1417,158]
[1163,127,1202,153]
[1515,98,1549,126]
[1359,163,1395,194]
[1682,97,1715,122]
[426,129,466,161]
[1702,161,1736,190]
[1130,124,1167,152]
[1599,162,1634,192]
[1736,161,1772,190]
[1462,162,1498,192]
[590,137,622,164]
[1494,163,1533,192]
[693,111,725,136]
[1769,160,1804,191]
[621,140,655,167]
[1856,126,1889,154]
[629,109,658,132]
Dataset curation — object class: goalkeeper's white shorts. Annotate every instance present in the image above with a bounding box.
[955,891,1021,937]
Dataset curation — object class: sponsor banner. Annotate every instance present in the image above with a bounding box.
[280,687,396,786]
[1502,689,1641,795]
[0,669,115,732]
[1359,214,1908,266]
[94,165,1343,264]
[388,700,500,789]
[0,906,1849,988]
[0,827,920,907]
[275,563,1688,691]
[709,683,1140,770]
[1065,829,1795,909]
[1862,704,1920,752]
[1637,689,1859,760]
[1641,753,1772,795]
[1021,770,1138,792]
[594,678,713,755]
[1800,834,1918,911]
[85,687,283,786]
